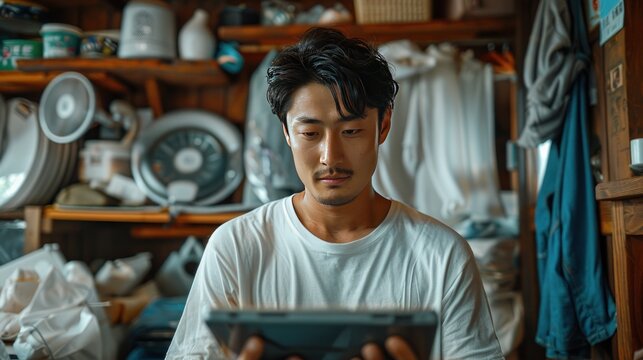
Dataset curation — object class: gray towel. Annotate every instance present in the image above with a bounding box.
[518,0,587,148]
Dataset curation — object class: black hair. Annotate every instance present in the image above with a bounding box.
[266,27,398,130]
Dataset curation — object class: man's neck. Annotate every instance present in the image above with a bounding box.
[292,189,391,244]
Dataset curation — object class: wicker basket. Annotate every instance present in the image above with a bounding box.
[354,0,432,24]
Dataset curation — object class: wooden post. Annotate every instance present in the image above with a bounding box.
[23,206,42,253]
[145,78,164,118]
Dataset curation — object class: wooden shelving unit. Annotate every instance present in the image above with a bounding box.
[219,17,516,51]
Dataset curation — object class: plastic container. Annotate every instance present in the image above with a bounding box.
[179,9,215,60]
[0,0,47,22]
[40,23,82,58]
[0,39,42,70]
[119,0,176,59]
[79,140,132,184]
[80,30,119,58]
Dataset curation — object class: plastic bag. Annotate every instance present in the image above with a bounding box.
[95,252,152,296]
[155,237,203,297]
[13,267,104,359]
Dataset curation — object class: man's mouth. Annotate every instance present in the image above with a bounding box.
[315,168,353,184]
[318,176,350,185]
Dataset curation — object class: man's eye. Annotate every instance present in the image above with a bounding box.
[343,129,362,136]
[300,132,317,138]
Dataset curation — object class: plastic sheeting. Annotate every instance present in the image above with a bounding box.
[0,250,115,359]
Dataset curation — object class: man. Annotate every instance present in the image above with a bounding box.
[167,28,503,359]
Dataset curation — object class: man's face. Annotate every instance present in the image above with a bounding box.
[283,82,390,206]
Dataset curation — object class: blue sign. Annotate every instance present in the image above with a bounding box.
[600,0,625,45]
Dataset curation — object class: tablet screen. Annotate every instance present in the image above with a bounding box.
[206,310,437,360]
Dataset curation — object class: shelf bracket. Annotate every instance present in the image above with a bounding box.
[145,78,164,118]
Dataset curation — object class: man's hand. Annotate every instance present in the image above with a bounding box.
[361,336,418,360]
[238,336,264,360]
[237,335,418,360]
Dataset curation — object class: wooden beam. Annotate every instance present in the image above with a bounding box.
[130,225,215,239]
[219,17,516,46]
[611,201,633,358]
[145,78,164,118]
[596,176,643,201]
[23,206,42,253]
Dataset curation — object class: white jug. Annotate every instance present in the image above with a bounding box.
[179,9,215,60]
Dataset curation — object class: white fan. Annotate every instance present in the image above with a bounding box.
[38,72,139,145]
[131,110,244,206]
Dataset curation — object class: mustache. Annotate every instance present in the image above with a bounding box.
[314,167,353,179]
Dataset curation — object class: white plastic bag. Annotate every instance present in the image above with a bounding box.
[0,269,39,314]
[13,267,104,359]
[0,269,39,340]
[95,252,152,296]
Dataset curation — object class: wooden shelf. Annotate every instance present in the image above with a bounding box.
[36,0,125,9]
[0,210,24,220]
[10,58,229,87]
[219,17,516,51]
[0,71,129,93]
[1,58,229,99]
[42,205,244,225]
[596,176,643,201]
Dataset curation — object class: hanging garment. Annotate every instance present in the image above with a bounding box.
[376,41,503,224]
[534,1,616,355]
[243,50,303,205]
[518,0,586,148]
[421,44,470,221]
[459,51,505,220]
[374,41,467,223]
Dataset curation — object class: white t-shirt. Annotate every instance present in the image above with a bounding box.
[166,196,503,359]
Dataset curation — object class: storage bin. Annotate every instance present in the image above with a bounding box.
[354,0,431,24]
[40,23,82,58]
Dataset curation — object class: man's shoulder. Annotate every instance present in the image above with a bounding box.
[225,197,289,224]
[393,201,459,237]
[212,197,290,239]
[392,200,472,257]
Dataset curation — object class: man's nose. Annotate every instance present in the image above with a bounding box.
[320,132,344,167]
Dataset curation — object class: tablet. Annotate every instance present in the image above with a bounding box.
[205,309,437,360]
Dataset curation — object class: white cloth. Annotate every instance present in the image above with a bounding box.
[374,42,467,223]
[458,51,505,220]
[375,41,504,224]
[167,196,503,359]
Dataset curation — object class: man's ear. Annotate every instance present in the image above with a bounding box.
[378,108,392,145]
[282,123,291,147]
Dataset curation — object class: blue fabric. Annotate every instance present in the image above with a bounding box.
[125,297,187,360]
[534,1,616,356]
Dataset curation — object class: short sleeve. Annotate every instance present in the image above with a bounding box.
[440,258,504,359]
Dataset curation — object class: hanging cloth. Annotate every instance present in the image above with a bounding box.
[534,0,616,357]
[376,41,503,224]
[374,41,467,223]
[458,51,505,220]
[518,0,586,148]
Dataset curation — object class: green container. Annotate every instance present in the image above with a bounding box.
[40,23,82,58]
[0,39,43,70]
